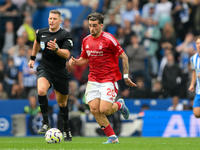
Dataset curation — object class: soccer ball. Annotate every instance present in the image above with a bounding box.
[45,128,63,143]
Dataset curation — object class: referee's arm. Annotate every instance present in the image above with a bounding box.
[47,38,70,59]
[54,48,70,59]
[32,39,41,56]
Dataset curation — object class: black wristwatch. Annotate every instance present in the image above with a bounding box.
[55,43,58,52]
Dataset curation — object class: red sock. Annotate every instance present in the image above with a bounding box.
[102,124,115,137]
[115,101,121,110]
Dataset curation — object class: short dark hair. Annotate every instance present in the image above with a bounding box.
[87,12,105,24]
[50,10,61,18]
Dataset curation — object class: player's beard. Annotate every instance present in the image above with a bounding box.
[91,28,100,37]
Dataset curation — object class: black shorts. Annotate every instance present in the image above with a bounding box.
[37,65,70,95]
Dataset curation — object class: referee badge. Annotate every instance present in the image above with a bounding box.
[40,41,45,50]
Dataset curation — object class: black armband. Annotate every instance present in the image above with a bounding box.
[30,55,36,61]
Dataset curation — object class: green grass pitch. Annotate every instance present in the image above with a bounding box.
[0,137,199,150]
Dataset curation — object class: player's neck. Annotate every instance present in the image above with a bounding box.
[92,30,102,38]
[49,27,60,32]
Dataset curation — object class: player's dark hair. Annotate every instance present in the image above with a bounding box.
[50,10,61,18]
[87,12,105,24]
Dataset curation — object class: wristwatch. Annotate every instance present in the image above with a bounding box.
[55,43,58,52]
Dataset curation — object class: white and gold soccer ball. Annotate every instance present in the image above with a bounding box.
[45,128,63,144]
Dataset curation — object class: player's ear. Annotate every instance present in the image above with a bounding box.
[101,23,103,29]
[60,18,62,24]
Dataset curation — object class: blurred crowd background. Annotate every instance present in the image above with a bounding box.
[0,0,199,106]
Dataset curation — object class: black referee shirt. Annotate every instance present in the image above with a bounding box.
[36,27,73,71]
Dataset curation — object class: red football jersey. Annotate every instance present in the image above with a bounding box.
[81,31,124,83]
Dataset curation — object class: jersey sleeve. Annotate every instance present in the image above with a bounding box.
[80,39,88,58]
[108,34,124,57]
[61,32,73,51]
[36,29,40,43]
[190,57,195,70]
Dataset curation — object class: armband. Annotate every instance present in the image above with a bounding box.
[30,55,36,61]
[123,74,128,79]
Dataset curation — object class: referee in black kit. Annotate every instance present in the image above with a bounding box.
[28,10,73,141]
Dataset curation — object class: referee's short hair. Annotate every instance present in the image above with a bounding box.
[50,10,61,18]
[87,12,105,24]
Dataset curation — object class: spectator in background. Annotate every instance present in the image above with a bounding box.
[171,0,190,41]
[104,13,120,36]
[8,36,29,57]
[12,0,26,10]
[151,79,164,98]
[115,0,140,27]
[4,57,21,97]
[24,95,40,115]
[191,0,200,33]
[168,95,183,111]
[131,14,145,44]
[130,77,151,98]
[142,2,158,26]
[162,53,182,98]
[18,47,39,98]
[122,20,135,48]
[72,19,90,55]
[159,23,177,61]
[9,83,21,98]
[0,82,8,99]
[80,0,99,12]
[176,31,196,59]
[157,48,173,80]
[0,0,18,15]
[156,0,172,29]
[62,18,72,32]
[115,27,125,47]
[20,0,37,18]
[125,34,151,89]
[0,21,17,64]
[44,0,62,6]
[143,17,161,78]
[17,16,36,44]
[0,60,4,83]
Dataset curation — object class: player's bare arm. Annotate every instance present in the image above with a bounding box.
[69,56,89,66]
[28,39,40,69]
[119,52,137,87]
[47,38,70,59]
[189,70,196,92]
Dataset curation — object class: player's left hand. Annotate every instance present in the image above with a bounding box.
[124,78,137,87]
[47,38,57,51]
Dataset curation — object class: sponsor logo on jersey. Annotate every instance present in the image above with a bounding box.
[99,42,103,49]
[86,45,89,49]
[86,50,103,57]
[41,35,47,38]
[40,41,45,50]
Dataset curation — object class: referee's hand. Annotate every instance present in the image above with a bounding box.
[69,56,76,66]
[28,60,35,69]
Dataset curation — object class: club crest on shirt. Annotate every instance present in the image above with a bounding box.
[40,41,45,50]
[86,50,91,57]
[99,42,103,49]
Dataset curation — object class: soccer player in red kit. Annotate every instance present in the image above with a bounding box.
[69,12,137,144]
